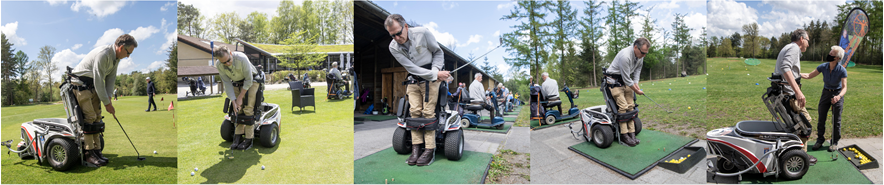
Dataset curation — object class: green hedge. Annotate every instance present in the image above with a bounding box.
[268,70,328,84]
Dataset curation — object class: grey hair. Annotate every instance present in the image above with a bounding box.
[332,62,338,68]
[384,14,407,30]
[212,45,229,58]
[791,29,808,42]
[831,46,845,59]
[474,73,482,79]
[541,72,549,77]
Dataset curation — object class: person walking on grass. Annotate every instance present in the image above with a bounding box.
[802,46,847,152]
[145,77,157,112]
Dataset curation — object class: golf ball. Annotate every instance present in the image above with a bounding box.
[688,106,691,110]
[747,73,750,75]
[262,165,266,170]
[191,172,195,176]
[154,151,157,154]
[195,167,199,171]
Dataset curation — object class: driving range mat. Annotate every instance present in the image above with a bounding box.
[355,115,397,121]
[480,116,516,122]
[568,130,698,179]
[529,117,580,130]
[354,147,493,184]
[463,122,512,134]
[737,139,872,184]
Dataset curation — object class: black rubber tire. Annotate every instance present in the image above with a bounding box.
[716,157,740,173]
[392,127,412,154]
[545,115,556,125]
[47,138,78,171]
[220,120,234,142]
[461,118,471,128]
[259,123,279,147]
[444,129,464,161]
[779,149,809,180]
[634,117,643,136]
[591,124,614,148]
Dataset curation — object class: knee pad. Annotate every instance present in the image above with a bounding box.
[235,115,256,125]
[83,122,105,134]
[616,110,639,123]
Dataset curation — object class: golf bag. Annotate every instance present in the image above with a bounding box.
[530,85,545,120]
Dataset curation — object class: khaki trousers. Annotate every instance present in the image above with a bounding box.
[74,89,103,150]
[610,86,636,134]
[407,81,440,149]
[233,83,261,139]
[789,98,813,151]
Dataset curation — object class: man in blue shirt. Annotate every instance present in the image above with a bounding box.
[801,46,848,152]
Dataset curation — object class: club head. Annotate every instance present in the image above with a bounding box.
[137,157,146,161]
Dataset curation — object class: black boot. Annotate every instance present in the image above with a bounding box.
[230,135,242,149]
[86,150,105,166]
[237,138,253,150]
[809,155,818,165]
[407,144,421,166]
[812,140,825,151]
[629,133,640,145]
[621,134,636,147]
[416,148,435,166]
[96,149,109,161]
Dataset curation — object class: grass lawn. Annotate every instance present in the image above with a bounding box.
[565,75,707,138]
[177,86,353,184]
[707,58,882,138]
[515,105,530,127]
[1,94,178,184]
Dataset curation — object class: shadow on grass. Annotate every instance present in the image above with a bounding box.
[198,141,280,184]
[290,110,316,115]
[9,154,177,173]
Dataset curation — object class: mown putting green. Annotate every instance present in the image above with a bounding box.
[739,139,872,184]
[177,86,353,184]
[1,94,178,184]
[463,122,512,134]
[354,147,493,184]
[569,130,697,179]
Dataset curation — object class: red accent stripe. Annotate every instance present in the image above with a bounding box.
[708,138,767,173]
[21,126,40,158]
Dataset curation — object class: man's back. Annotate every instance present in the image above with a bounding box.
[469,80,484,103]
[541,79,559,99]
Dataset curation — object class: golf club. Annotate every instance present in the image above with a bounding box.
[112,114,146,161]
[450,37,503,73]
[642,94,673,113]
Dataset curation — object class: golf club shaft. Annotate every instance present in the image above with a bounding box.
[642,94,672,113]
[451,43,503,73]
[113,114,141,157]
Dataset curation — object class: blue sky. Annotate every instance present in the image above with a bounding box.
[708,0,849,39]
[1,1,177,80]
[374,1,706,79]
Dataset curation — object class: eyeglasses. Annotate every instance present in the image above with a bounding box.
[125,46,133,56]
[640,48,648,55]
[223,57,232,65]
[390,25,404,38]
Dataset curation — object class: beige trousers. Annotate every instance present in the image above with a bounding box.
[233,83,261,139]
[406,81,440,149]
[610,86,636,134]
[74,89,103,150]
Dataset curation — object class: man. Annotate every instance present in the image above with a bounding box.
[145,77,157,112]
[540,72,561,113]
[802,46,847,152]
[70,34,137,166]
[469,73,496,117]
[604,38,650,147]
[329,62,344,92]
[774,29,816,164]
[386,14,449,166]
[113,88,118,101]
[214,45,262,150]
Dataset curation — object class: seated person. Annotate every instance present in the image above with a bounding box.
[540,72,562,113]
[329,62,345,91]
[469,73,496,119]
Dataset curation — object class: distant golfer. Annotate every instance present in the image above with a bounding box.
[604,37,650,147]
[145,77,157,112]
[113,88,118,101]
[774,28,816,163]
[386,13,449,166]
[802,46,847,152]
[540,72,561,113]
[214,45,262,150]
[70,34,138,166]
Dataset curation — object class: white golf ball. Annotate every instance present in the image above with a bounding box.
[262,165,265,170]
[195,167,199,171]
[191,172,195,176]
[154,151,157,154]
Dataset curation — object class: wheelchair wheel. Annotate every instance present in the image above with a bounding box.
[544,115,556,125]
[47,138,77,171]
[259,123,279,147]
[220,120,235,142]
[591,124,614,148]
[634,117,642,136]
[780,149,809,180]
[392,127,412,154]
[461,118,471,128]
[444,129,464,160]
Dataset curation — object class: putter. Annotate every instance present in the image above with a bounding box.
[112,114,146,161]
[642,94,673,113]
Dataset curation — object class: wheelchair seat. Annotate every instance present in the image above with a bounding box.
[465,104,484,111]
[544,100,562,107]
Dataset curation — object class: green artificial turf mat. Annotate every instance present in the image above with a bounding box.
[568,130,697,179]
[463,122,512,134]
[504,110,520,115]
[356,115,398,121]
[354,147,493,184]
[739,139,872,184]
[480,116,516,122]
[529,117,580,130]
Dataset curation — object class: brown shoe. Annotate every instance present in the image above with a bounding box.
[416,148,435,166]
[621,134,636,147]
[809,155,818,166]
[85,150,104,167]
[407,144,421,165]
[629,133,640,145]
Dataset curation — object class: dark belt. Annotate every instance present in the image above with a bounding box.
[232,80,244,87]
[402,64,436,102]
[74,76,95,91]
[825,88,842,92]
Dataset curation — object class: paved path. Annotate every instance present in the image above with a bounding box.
[531,122,706,184]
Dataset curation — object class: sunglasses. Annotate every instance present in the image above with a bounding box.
[390,25,404,38]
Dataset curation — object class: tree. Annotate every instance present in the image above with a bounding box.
[163,43,178,94]
[2,33,17,105]
[480,57,501,81]
[548,0,577,86]
[277,31,326,77]
[605,0,641,61]
[741,23,759,58]
[501,0,551,81]
[209,12,241,44]
[270,0,300,44]
[730,32,742,56]
[38,46,57,102]
[581,0,606,87]
[671,13,692,74]
[719,38,735,57]
[177,2,206,38]
[639,6,662,80]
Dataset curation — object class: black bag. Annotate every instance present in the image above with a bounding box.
[404,117,437,131]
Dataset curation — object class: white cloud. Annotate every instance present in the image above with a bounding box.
[117,58,137,75]
[1,22,27,46]
[423,22,458,49]
[707,0,757,37]
[143,61,167,73]
[492,30,500,37]
[178,0,282,19]
[393,1,398,7]
[684,12,707,42]
[70,0,128,18]
[47,0,68,6]
[94,28,125,48]
[157,32,177,55]
[441,0,458,10]
[50,49,86,80]
[71,44,83,50]
[160,2,174,11]
[128,26,160,42]
[657,0,681,9]
[457,34,482,47]
[497,1,517,11]
[755,0,845,38]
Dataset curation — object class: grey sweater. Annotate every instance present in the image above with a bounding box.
[774,42,802,95]
[389,27,445,81]
[606,46,644,87]
[71,44,119,106]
